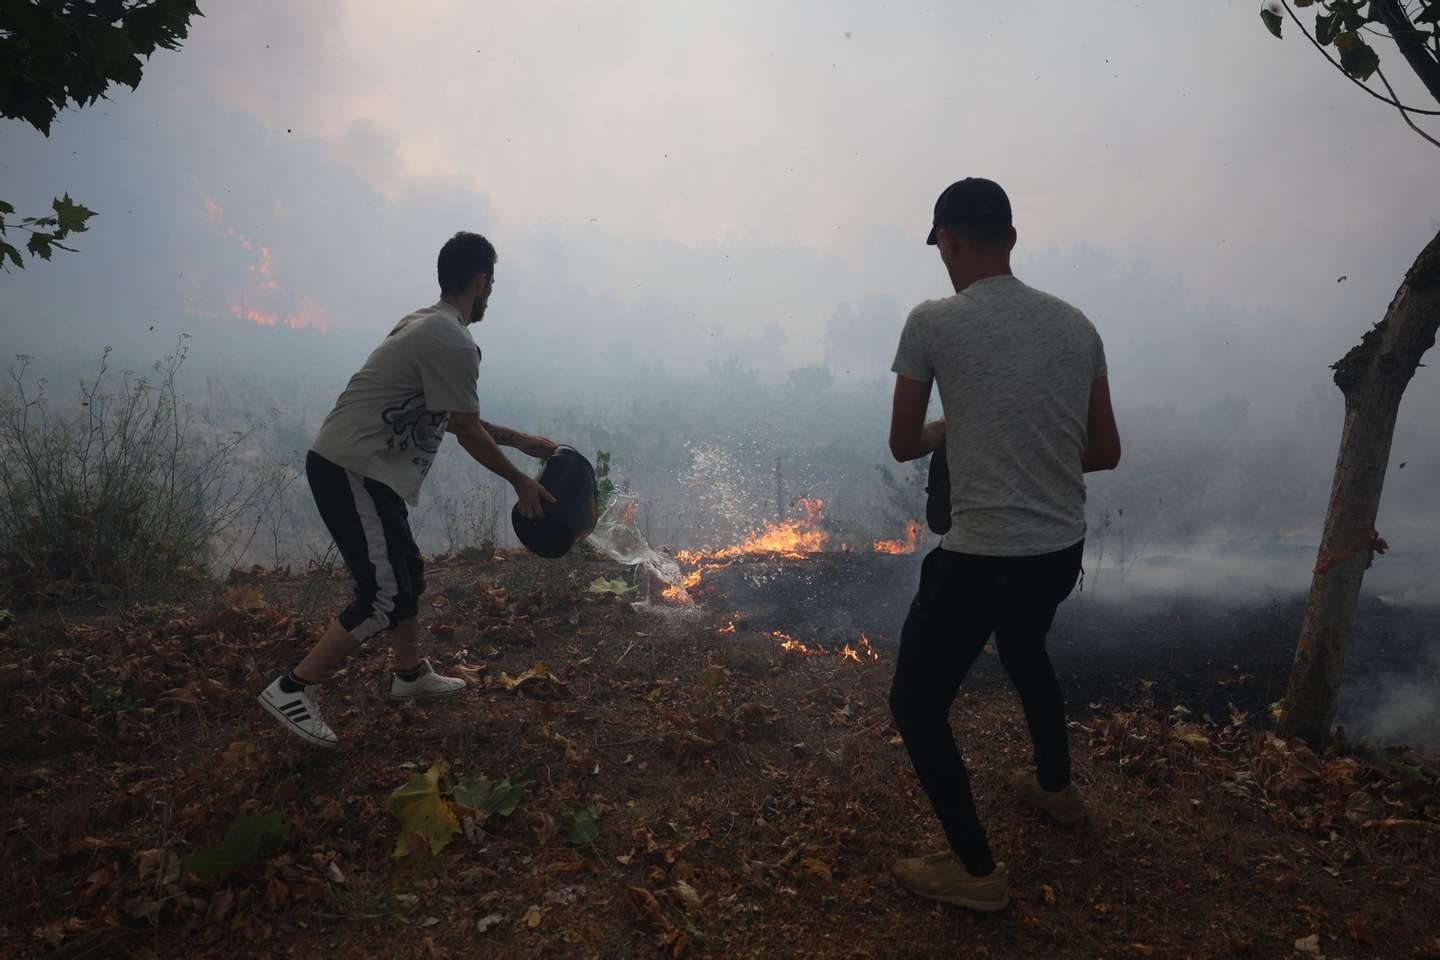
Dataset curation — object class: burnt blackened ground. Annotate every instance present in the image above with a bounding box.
[700,552,1439,746]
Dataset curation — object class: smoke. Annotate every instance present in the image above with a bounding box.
[1350,648,1440,750]
[3,3,1438,749]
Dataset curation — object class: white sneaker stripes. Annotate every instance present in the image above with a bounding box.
[258,676,338,749]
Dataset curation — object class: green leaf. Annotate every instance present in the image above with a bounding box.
[182,810,290,880]
[1418,4,1440,25]
[1315,12,1338,45]
[562,806,601,846]
[52,194,96,234]
[385,760,460,858]
[0,201,13,215]
[1333,31,1381,81]
[0,241,23,270]
[1260,6,1283,38]
[451,775,528,817]
[27,233,54,261]
[1293,0,1314,6]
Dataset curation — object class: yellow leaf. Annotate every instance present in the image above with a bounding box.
[499,662,551,690]
[1170,724,1211,749]
[384,761,459,858]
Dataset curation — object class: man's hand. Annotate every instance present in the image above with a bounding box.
[890,375,945,462]
[518,434,559,459]
[512,475,556,519]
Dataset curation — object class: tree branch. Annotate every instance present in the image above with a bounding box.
[1376,66,1440,148]
[1280,0,1440,115]
[1371,0,1440,106]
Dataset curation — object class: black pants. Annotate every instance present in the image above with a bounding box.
[889,541,1083,875]
[306,451,424,642]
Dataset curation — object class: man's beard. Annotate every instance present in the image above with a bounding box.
[469,298,488,324]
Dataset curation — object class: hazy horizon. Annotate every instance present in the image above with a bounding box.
[3,1,1438,578]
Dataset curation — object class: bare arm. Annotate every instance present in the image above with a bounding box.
[446,412,555,518]
[1081,376,1122,472]
[889,375,946,463]
[465,418,558,460]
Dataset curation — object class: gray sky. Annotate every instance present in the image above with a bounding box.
[2,1,1438,391]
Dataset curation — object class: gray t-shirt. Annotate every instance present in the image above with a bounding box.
[891,275,1106,556]
[311,301,480,505]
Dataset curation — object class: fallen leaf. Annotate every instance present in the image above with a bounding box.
[799,858,833,883]
[524,904,543,928]
[182,810,290,880]
[563,806,601,846]
[451,663,488,686]
[1294,933,1322,955]
[587,577,633,596]
[1170,723,1211,749]
[1042,884,1057,906]
[627,886,671,929]
[497,662,569,698]
[452,775,528,818]
[385,761,460,858]
[671,880,702,911]
[476,912,505,933]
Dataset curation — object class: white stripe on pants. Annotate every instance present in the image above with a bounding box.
[347,471,399,641]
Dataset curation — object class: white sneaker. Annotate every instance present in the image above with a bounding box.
[388,659,467,702]
[258,676,337,749]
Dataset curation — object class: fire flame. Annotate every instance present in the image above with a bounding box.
[677,498,829,565]
[664,499,831,603]
[200,195,333,333]
[873,519,924,555]
[772,631,817,655]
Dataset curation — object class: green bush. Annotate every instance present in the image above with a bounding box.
[0,342,265,600]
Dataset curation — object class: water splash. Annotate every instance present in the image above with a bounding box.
[587,493,682,585]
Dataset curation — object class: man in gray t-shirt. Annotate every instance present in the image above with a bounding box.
[257,232,558,750]
[886,179,1122,912]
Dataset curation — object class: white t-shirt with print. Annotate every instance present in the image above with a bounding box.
[311,301,480,505]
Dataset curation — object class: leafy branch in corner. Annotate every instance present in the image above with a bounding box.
[0,194,96,271]
[0,0,201,268]
[1260,0,1440,148]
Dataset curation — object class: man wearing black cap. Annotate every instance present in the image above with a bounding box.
[886,179,1122,910]
[256,231,557,749]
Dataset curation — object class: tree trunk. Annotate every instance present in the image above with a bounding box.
[1280,230,1440,750]
[1371,0,1440,107]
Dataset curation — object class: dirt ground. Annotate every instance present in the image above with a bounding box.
[2,552,1438,959]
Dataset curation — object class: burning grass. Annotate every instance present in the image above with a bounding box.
[2,553,1438,959]
[662,501,922,621]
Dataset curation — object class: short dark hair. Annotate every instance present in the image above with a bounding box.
[942,221,1014,249]
[437,231,498,294]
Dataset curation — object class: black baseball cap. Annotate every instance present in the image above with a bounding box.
[926,177,1012,245]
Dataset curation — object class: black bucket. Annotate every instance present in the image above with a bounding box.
[511,446,599,559]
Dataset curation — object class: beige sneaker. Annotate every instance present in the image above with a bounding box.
[892,853,1009,912]
[1009,769,1087,825]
